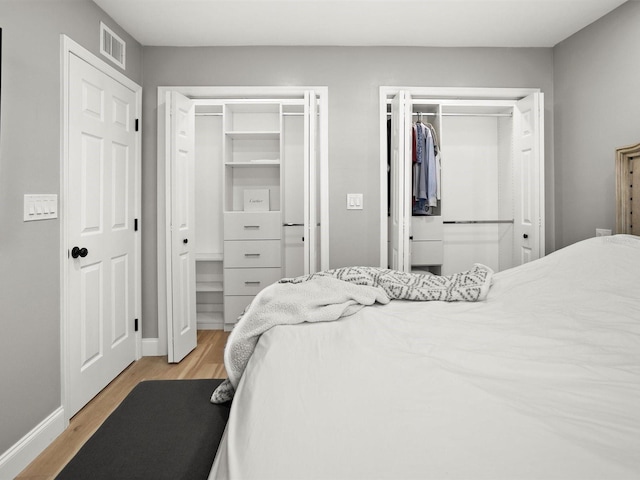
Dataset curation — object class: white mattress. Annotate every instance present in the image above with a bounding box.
[210,235,640,479]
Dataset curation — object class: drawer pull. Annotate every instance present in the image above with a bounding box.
[243,225,260,230]
[244,281,261,286]
[244,253,261,258]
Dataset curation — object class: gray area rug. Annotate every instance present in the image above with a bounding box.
[56,379,230,480]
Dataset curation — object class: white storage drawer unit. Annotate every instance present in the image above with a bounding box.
[223,210,282,330]
[411,240,444,266]
[224,240,281,268]
[410,216,444,267]
[410,216,443,241]
[224,212,281,240]
[224,267,282,296]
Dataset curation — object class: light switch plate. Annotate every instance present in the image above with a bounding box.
[24,194,58,221]
[346,193,363,210]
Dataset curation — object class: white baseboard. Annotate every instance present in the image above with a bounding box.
[0,407,65,480]
[142,337,163,356]
[197,321,224,330]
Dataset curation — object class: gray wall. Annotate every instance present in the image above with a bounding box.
[0,0,142,457]
[554,0,640,247]
[141,46,555,337]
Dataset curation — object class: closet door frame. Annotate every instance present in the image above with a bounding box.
[156,86,329,356]
[379,86,545,270]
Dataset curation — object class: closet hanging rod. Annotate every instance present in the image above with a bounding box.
[383,112,437,117]
[385,112,512,117]
[443,220,514,224]
[195,112,309,116]
[443,112,512,117]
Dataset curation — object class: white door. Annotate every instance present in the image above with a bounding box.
[304,90,320,274]
[282,91,322,277]
[513,92,544,265]
[168,91,197,363]
[67,53,138,417]
[282,102,305,278]
[388,91,411,271]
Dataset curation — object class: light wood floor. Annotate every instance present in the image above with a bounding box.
[16,330,229,480]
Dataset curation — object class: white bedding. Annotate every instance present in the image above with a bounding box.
[209,235,640,480]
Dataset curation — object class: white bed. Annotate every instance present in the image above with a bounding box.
[209,235,640,479]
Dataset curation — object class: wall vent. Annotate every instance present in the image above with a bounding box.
[100,22,126,69]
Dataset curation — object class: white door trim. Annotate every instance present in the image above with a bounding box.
[379,86,545,269]
[157,86,329,355]
[60,35,142,424]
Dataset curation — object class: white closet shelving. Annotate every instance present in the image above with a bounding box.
[160,87,329,356]
[194,104,224,330]
[222,102,283,328]
[161,89,329,337]
[381,87,545,275]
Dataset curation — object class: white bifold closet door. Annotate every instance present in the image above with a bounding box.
[513,93,543,266]
[167,91,197,363]
[283,90,323,277]
[388,91,412,272]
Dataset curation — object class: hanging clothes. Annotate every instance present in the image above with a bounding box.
[411,120,442,215]
[425,123,439,207]
[428,123,442,202]
[412,122,432,215]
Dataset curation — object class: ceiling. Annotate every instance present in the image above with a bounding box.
[93,0,629,48]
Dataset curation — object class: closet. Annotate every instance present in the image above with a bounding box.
[158,87,328,362]
[381,87,545,275]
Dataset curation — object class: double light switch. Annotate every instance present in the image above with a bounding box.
[346,193,363,210]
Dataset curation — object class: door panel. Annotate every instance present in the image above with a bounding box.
[68,53,137,417]
[80,134,103,232]
[111,254,128,344]
[282,106,305,277]
[111,142,129,229]
[514,92,542,265]
[79,262,102,368]
[281,91,322,277]
[169,91,197,363]
[389,91,411,271]
[305,90,319,275]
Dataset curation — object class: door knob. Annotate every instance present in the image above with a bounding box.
[523,234,529,239]
[71,246,88,258]
[183,238,189,244]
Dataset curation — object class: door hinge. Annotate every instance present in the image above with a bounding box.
[135,119,139,132]
[134,218,139,231]
[134,318,139,332]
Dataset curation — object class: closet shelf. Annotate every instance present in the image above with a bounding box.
[225,161,280,167]
[196,281,224,293]
[225,131,280,140]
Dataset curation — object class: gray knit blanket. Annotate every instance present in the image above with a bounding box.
[280,263,493,302]
[210,264,493,404]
